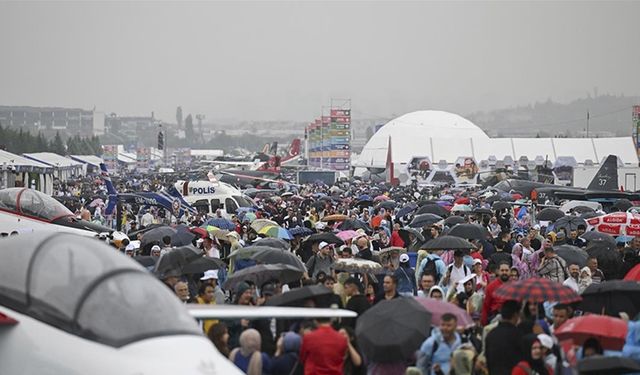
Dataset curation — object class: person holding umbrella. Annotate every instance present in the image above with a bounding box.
[417,313,462,375]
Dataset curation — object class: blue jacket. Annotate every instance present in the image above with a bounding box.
[417,254,446,281]
[394,265,417,295]
[417,328,462,375]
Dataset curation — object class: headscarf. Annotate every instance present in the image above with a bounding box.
[579,266,592,293]
[282,332,302,353]
[451,344,476,375]
[429,286,445,298]
[511,243,531,279]
[239,328,261,356]
[520,334,549,375]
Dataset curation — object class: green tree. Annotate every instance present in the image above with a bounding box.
[51,131,66,155]
[185,114,194,140]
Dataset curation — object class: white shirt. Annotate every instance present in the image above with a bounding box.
[563,277,579,293]
[445,263,471,290]
[141,212,154,227]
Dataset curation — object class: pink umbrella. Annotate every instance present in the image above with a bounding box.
[337,230,360,241]
[415,297,474,329]
[374,195,389,202]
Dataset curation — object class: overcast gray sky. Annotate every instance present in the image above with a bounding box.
[1,1,638,122]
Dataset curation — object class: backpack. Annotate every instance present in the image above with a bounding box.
[422,257,441,284]
[448,263,469,277]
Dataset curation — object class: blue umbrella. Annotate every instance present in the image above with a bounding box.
[358,194,373,202]
[289,226,314,237]
[397,202,418,218]
[203,218,236,230]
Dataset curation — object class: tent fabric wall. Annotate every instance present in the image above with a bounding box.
[592,138,638,165]
[552,139,597,163]
[510,138,556,162]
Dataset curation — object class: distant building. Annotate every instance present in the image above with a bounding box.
[105,114,160,144]
[0,106,105,137]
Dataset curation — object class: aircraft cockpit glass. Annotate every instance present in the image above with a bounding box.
[0,188,20,210]
[77,272,200,346]
[0,233,201,347]
[17,189,73,220]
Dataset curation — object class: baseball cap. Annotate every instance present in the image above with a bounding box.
[151,245,161,252]
[399,253,410,263]
[472,258,482,265]
[200,269,219,280]
[537,333,553,350]
[319,241,331,249]
[533,224,541,230]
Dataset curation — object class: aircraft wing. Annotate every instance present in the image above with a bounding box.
[199,160,262,168]
[186,304,357,319]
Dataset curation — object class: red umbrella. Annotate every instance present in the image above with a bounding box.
[415,297,474,329]
[190,227,209,239]
[625,263,640,281]
[494,277,582,304]
[554,315,628,351]
[455,197,470,205]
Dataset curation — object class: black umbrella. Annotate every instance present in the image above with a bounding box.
[444,215,466,227]
[228,245,279,259]
[254,237,290,250]
[537,208,565,221]
[133,255,158,268]
[554,244,588,268]
[129,223,165,239]
[586,242,623,280]
[409,213,443,228]
[172,227,197,246]
[580,280,640,318]
[447,224,489,240]
[577,355,640,375]
[492,201,512,210]
[182,256,226,274]
[140,226,177,248]
[571,206,596,214]
[356,297,432,363]
[304,232,345,246]
[581,211,603,220]
[613,199,633,212]
[473,207,492,215]
[223,264,304,291]
[339,219,372,232]
[416,204,449,217]
[265,285,334,307]
[376,200,397,211]
[399,227,425,244]
[154,245,202,278]
[421,235,476,250]
[581,231,616,246]
[553,216,587,232]
[250,248,306,271]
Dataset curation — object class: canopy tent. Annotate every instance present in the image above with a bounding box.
[69,155,104,174]
[23,152,85,180]
[0,149,54,194]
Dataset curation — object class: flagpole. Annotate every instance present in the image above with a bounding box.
[587,110,590,138]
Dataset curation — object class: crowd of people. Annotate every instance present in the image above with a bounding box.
[56,174,640,375]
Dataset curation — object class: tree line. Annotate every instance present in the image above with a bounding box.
[0,124,102,156]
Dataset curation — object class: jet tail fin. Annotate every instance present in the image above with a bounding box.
[99,163,118,215]
[587,155,619,191]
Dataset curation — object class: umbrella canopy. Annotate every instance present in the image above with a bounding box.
[538,208,565,221]
[339,219,372,232]
[228,245,277,259]
[182,256,226,274]
[581,231,616,246]
[416,204,450,217]
[577,355,640,375]
[140,226,177,248]
[133,255,158,268]
[447,224,489,240]
[554,315,628,351]
[250,248,306,271]
[378,246,407,256]
[397,202,418,218]
[580,280,640,317]
[322,214,349,222]
[250,219,280,232]
[451,204,471,213]
[337,230,360,242]
[553,216,588,232]
[254,237,290,250]
[415,297,474,329]
[288,226,314,237]
[258,225,293,240]
[333,258,383,273]
[421,235,476,250]
[190,227,209,239]
[223,263,304,291]
[586,242,623,281]
[472,207,492,215]
[374,194,389,202]
[492,201,512,210]
[585,212,640,236]
[494,277,582,304]
[613,199,634,212]
[304,232,345,246]
[624,263,640,281]
[580,211,603,220]
[444,215,466,227]
[202,218,236,230]
[154,245,202,278]
[398,227,425,244]
[356,297,432,363]
[409,213,443,228]
[555,244,588,268]
[376,200,397,211]
[265,285,334,307]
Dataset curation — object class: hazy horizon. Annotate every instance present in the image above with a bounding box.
[1,1,639,123]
